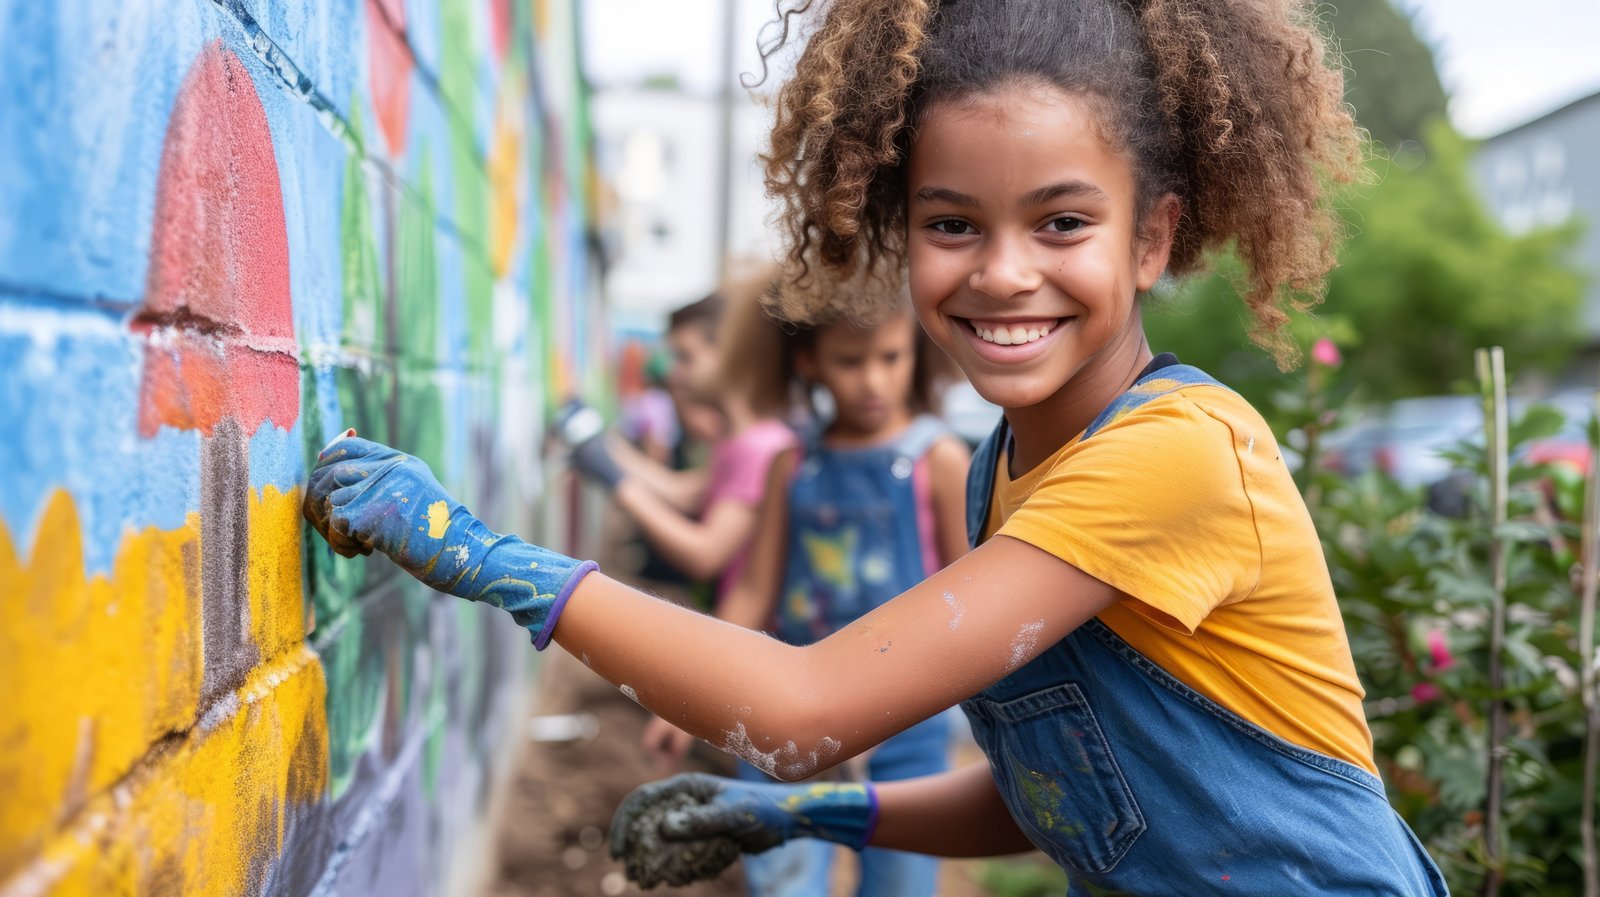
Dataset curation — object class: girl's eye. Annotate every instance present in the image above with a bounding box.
[1047,217,1085,233]
[932,220,973,236]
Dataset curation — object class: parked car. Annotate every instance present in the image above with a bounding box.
[1319,396,1483,488]
[1525,388,1596,475]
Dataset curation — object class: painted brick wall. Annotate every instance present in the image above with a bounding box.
[0,1,601,894]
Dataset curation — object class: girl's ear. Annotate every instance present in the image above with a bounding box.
[1135,193,1181,292]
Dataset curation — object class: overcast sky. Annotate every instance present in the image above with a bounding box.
[581,0,1600,137]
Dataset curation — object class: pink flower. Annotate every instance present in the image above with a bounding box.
[1411,682,1442,703]
[1427,629,1455,671]
[1311,337,1342,368]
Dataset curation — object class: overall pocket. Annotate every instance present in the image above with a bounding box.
[978,682,1146,874]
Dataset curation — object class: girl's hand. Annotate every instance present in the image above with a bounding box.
[641,716,697,771]
[305,436,456,564]
[553,399,624,489]
[609,772,875,888]
[303,435,597,649]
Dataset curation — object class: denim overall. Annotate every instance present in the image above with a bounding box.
[737,416,952,897]
[960,361,1449,896]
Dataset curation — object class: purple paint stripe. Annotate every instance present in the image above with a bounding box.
[532,560,599,651]
[861,783,881,849]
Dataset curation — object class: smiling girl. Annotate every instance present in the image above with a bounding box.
[304,0,1447,892]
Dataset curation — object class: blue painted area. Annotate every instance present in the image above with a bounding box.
[0,1,220,304]
[249,421,308,497]
[0,302,200,571]
[0,0,598,890]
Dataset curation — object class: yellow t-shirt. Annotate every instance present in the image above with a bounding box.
[984,383,1377,774]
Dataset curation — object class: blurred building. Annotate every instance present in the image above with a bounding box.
[591,84,778,331]
[1474,89,1600,369]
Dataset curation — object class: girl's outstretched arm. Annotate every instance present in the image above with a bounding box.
[305,435,1118,780]
[557,531,1120,781]
[613,480,757,582]
[608,435,708,513]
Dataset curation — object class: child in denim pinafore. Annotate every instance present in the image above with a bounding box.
[740,413,956,897]
[958,356,1447,894]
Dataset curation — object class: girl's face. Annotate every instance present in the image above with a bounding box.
[906,85,1174,414]
[800,312,919,438]
[666,323,720,405]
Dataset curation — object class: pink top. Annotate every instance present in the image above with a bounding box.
[912,454,942,575]
[703,419,799,601]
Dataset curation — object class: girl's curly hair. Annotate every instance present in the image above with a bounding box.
[759,0,1364,365]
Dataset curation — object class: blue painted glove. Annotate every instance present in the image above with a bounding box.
[553,399,624,490]
[304,435,596,649]
[609,772,877,889]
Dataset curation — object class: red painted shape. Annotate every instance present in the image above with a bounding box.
[367,0,414,157]
[489,0,512,62]
[135,40,298,437]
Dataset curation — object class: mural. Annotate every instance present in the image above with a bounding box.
[0,0,600,894]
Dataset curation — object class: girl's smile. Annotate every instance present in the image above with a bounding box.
[956,314,1072,364]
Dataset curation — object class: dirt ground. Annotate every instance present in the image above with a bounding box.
[483,648,998,897]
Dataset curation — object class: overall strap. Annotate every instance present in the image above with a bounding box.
[1081,363,1227,440]
[965,418,1007,550]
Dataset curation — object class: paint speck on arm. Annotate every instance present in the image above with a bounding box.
[1006,619,1045,672]
[943,591,965,630]
[1245,437,1255,454]
[620,684,638,703]
[717,723,843,781]
[426,500,451,538]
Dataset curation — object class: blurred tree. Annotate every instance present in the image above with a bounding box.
[1324,0,1451,149]
[1145,127,1585,423]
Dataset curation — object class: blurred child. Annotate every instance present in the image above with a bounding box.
[644,289,968,896]
[563,272,796,607]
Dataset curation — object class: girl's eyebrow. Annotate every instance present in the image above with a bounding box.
[912,180,1110,209]
[1019,180,1109,206]
[912,186,980,208]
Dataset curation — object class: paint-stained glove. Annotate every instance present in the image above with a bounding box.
[553,399,624,490]
[304,435,596,649]
[609,772,877,889]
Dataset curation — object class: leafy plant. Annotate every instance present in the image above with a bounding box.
[1305,376,1594,894]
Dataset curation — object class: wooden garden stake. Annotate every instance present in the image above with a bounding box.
[1476,346,1509,897]
[1581,391,1600,897]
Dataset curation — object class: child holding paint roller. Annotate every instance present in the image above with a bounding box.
[558,272,799,611]
[304,0,1448,890]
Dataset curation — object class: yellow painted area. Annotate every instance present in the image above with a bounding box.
[22,648,329,896]
[800,527,857,591]
[488,78,526,278]
[249,484,312,661]
[427,499,451,538]
[0,485,329,893]
[0,491,203,881]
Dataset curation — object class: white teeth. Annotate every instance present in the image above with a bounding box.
[973,321,1058,345]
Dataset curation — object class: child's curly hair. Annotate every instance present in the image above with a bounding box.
[760,0,1364,365]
